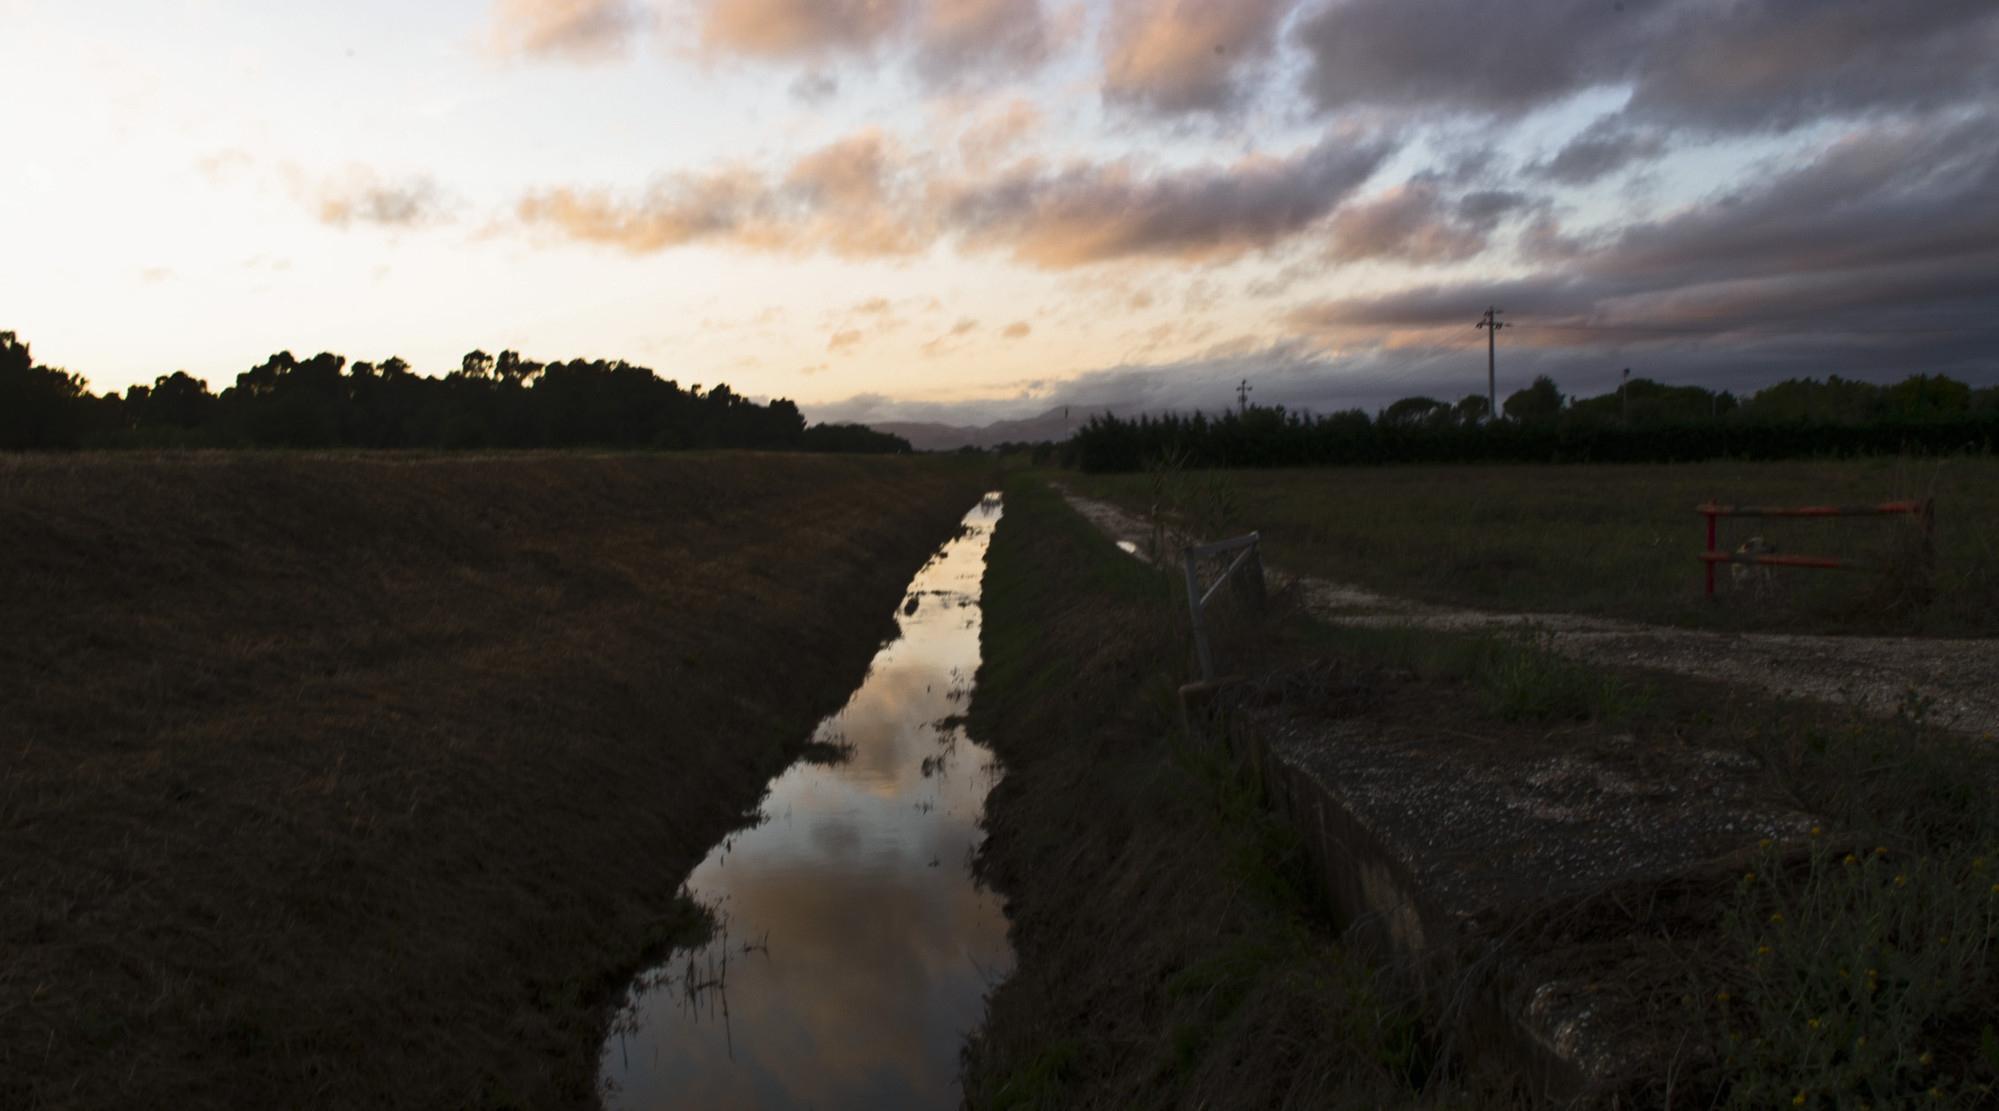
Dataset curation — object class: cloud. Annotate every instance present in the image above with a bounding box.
[946,131,1395,265]
[788,69,840,102]
[693,0,1055,84]
[301,167,454,229]
[1001,320,1031,338]
[486,0,648,61]
[1532,118,1669,185]
[1101,0,1299,114]
[519,126,1396,267]
[916,0,1053,83]
[1287,114,1999,375]
[828,329,865,351]
[946,98,1044,176]
[700,0,916,58]
[516,130,927,257]
[1294,0,1999,132]
[920,317,980,355]
[1325,181,1497,264]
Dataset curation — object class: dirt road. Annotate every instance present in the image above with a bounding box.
[1062,490,1999,739]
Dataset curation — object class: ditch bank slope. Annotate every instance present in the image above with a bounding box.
[0,451,989,1109]
[964,475,1436,1110]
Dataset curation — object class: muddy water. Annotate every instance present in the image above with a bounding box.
[600,494,1011,1110]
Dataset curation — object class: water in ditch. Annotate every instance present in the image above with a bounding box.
[600,493,1012,1110]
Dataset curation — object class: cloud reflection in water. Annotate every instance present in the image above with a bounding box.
[602,495,1010,1111]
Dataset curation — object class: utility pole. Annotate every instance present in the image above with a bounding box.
[1621,367,1631,423]
[1236,378,1252,415]
[1476,308,1506,421]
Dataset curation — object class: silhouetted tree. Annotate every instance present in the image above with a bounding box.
[1,331,93,449]
[1380,396,1451,428]
[1503,375,1564,421]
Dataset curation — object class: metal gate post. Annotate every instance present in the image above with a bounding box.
[1183,548,1214,682]
[1704,501,1717,597]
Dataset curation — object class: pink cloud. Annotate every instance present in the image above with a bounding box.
[1101,0,1298,114]
[486,0,648,61]
[1325,182,1488,264]
[518,128,1396,267]
[700,0,915,57]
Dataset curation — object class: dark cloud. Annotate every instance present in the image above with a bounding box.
[1101,0,1301,114]
[1641,119,1994,274]
[947,131,1395,265]
[1288,114,1999,378]
[1325,181,1494,263]
[1295,0,1647,116]
[1623,0,1999,131]
[1294,0,1999,132]
[1532,118,1668,185]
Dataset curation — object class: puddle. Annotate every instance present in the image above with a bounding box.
[600,494,1011,1110]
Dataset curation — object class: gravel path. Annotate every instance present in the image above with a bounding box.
[1062,490,1999,739]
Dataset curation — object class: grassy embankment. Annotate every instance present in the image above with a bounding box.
[963,472,1443,1110]
[1068,457,1999,636]
[969,471,1999,1108]
[0,451,989,1109]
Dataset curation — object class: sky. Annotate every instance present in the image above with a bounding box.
[3,0,1996,426]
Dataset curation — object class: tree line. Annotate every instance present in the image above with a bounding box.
[1074,373,1999,472]
[0,332,909,453]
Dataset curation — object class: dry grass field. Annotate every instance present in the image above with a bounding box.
[1069,456,1999,636]
[0,450,989,1109]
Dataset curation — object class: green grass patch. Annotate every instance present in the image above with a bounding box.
[1068,456,1999,636]
[1295,620,1651,726]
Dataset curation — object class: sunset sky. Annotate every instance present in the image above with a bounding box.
[4,0,1995,426]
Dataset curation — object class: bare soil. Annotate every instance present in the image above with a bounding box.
[0,450,989,1109]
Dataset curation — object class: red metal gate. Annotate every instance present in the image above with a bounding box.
[1698,499,1934,596]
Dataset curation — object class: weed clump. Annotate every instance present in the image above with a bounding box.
[1703,692,1999,1106]
[1710,835,1999,1107]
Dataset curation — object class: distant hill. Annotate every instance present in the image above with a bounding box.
[870,408,1081,451]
